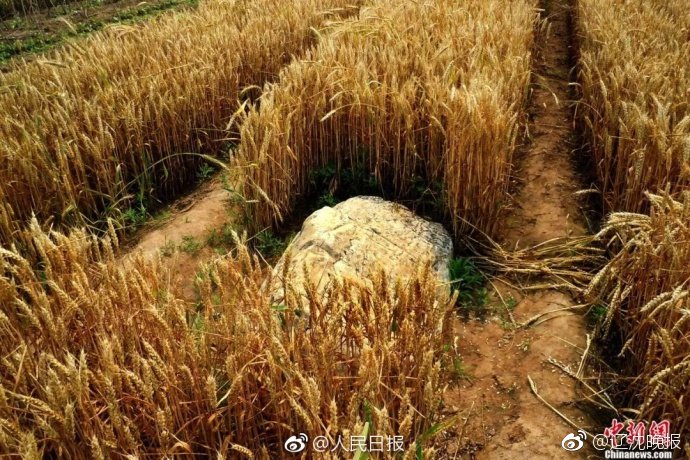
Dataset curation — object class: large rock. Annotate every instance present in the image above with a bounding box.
[269,196,453,311]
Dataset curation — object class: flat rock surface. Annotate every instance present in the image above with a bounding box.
[270,196,453,308]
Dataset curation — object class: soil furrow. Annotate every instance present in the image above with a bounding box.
[441,0,596,457]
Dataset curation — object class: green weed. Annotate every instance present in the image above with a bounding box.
[219,174,245,205]
[153,209,172,224]
[497,295,518,330]
[0,35,57,61]
[411,174,444,212]
[451,356,473,383]
[160,239,176,257]
[122,204,148,229]
[449,257,488,318]
[206,223,235,248]
[586,304,607,326]
[196,162,215,182]
[414,415,460,459]
[179,235,201,254]
[308,160,380,211]
[316,191,337,208]
[254,229,292,259]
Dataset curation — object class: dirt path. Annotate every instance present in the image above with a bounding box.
[441,0,597,457]
[122,176,235,300]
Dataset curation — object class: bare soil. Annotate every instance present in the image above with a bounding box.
[439,0,600,457]
[122,176,235,300]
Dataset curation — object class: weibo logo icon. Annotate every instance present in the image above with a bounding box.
[561,430,587,451]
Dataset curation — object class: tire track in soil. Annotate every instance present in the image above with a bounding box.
[439,0,598,457]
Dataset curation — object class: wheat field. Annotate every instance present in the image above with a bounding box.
[0,0,359,245]
[576,0,690,214]
[585,192,690,439]
[236,0,536,240]
[0,0,480,456]
[577,0,690,444]
[2,0,690,455]
[0,224,454,457]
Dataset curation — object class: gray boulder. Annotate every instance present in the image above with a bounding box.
[269,196,453,312]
